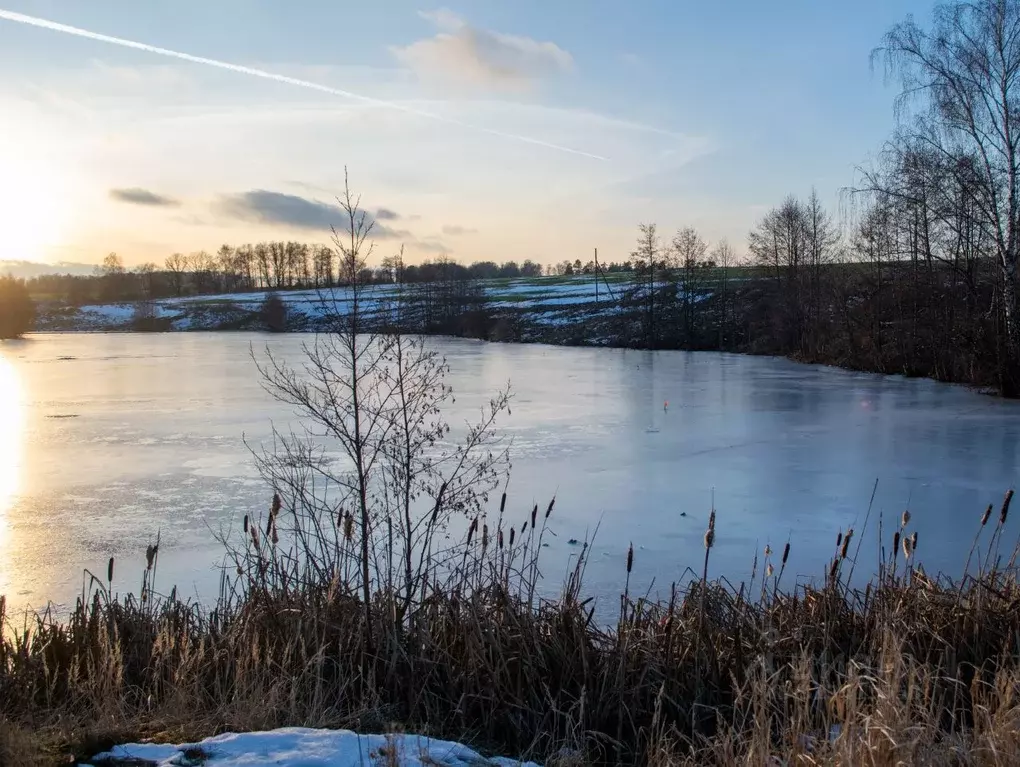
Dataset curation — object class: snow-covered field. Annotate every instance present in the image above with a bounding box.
[85,728,543,767]
[37,276,627,332]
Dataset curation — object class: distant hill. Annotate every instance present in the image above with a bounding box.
[0,260,97,279]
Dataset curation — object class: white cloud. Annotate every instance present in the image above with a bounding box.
[391,8,573,90]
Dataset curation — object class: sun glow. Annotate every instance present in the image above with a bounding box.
[0,141,71,263]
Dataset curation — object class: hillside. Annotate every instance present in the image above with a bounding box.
[31,274,645,342]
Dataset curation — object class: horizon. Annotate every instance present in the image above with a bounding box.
[1,0,932,269]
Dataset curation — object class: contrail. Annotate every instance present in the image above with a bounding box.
[0,8,607,161]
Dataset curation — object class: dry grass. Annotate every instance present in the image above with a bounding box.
[3,492,1020,766]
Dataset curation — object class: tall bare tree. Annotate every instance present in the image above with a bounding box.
[165,252,188,297]
[631,223,660,348]
[253,173,509,651]
[749,197,809,350]
[671,226,709,345]
[712,240,735,348]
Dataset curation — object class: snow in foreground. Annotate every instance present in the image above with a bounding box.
[85,727,543,766]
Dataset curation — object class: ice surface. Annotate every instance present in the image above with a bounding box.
[5,333,1020,620]
[85,727,541,766]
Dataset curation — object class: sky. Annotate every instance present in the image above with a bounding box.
[0,0,935,269]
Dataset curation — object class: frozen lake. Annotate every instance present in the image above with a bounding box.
[1,332,1019,616]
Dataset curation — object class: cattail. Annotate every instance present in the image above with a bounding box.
[840,528,854,560]
[271,492,281,517]
[836,531,843,548]
[500,492,507,514]
[911,531,918,552]
[626,542,634,573]
[272,527,279,545]
[467,518,478,545]
[901,510,911,529]
[265,515,274,536]
[145,544,157,570]
[344,513,354,542]
[829,559,839,580]
[902,535,913,560]
[704,509,716,550]
[782,542,790,565]
[546,498,555,518]
[509,527,516,548]
[107,557,114,583]
[482,524,489,549]
[243,514,249,534]
[766,563,774,578]
[250,525,259,547]
[982,504,993,526]
[764,545,772,558]
[531,504,538,528]
[893,530,901,556]
[1001,489,1014,526]
[498,528,504,549]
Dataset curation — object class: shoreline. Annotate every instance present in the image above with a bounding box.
[16,323,1007,400]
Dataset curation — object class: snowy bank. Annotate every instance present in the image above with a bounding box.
[85,727,543,767]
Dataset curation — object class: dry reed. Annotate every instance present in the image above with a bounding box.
[3,493,1020,765]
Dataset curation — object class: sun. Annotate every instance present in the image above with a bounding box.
[0,141,71,263]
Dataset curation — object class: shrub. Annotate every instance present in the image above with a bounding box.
[0,275,35,339]
[131,301,172,332]
[260,292,287,332]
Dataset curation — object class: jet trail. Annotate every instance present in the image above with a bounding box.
[0,8,607,161]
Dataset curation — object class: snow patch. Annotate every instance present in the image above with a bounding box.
[85,727,541,767]
[79,304,136,324]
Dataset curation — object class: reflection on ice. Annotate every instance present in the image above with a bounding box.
[0,352,23,525]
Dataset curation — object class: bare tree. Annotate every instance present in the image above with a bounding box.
[217,245,239,292]
[99,253,127,301]
[712,240,736,348]
[671,226,709,345]
[749,197,808,351]
[188,251,218,294]
[631,223,660,348]
[136,262,158,298]
[165,253,188,297]
[876,0,1020,392]
[312,244,334,288]
[251,172,510,652]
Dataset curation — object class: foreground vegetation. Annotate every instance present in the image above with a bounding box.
[3,494,1020,766]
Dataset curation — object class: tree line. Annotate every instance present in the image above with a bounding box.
[23,245,563,305]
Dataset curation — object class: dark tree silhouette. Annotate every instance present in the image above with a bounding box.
[0,276,35,339]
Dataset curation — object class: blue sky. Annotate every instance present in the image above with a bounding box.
[0,0,933,267]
